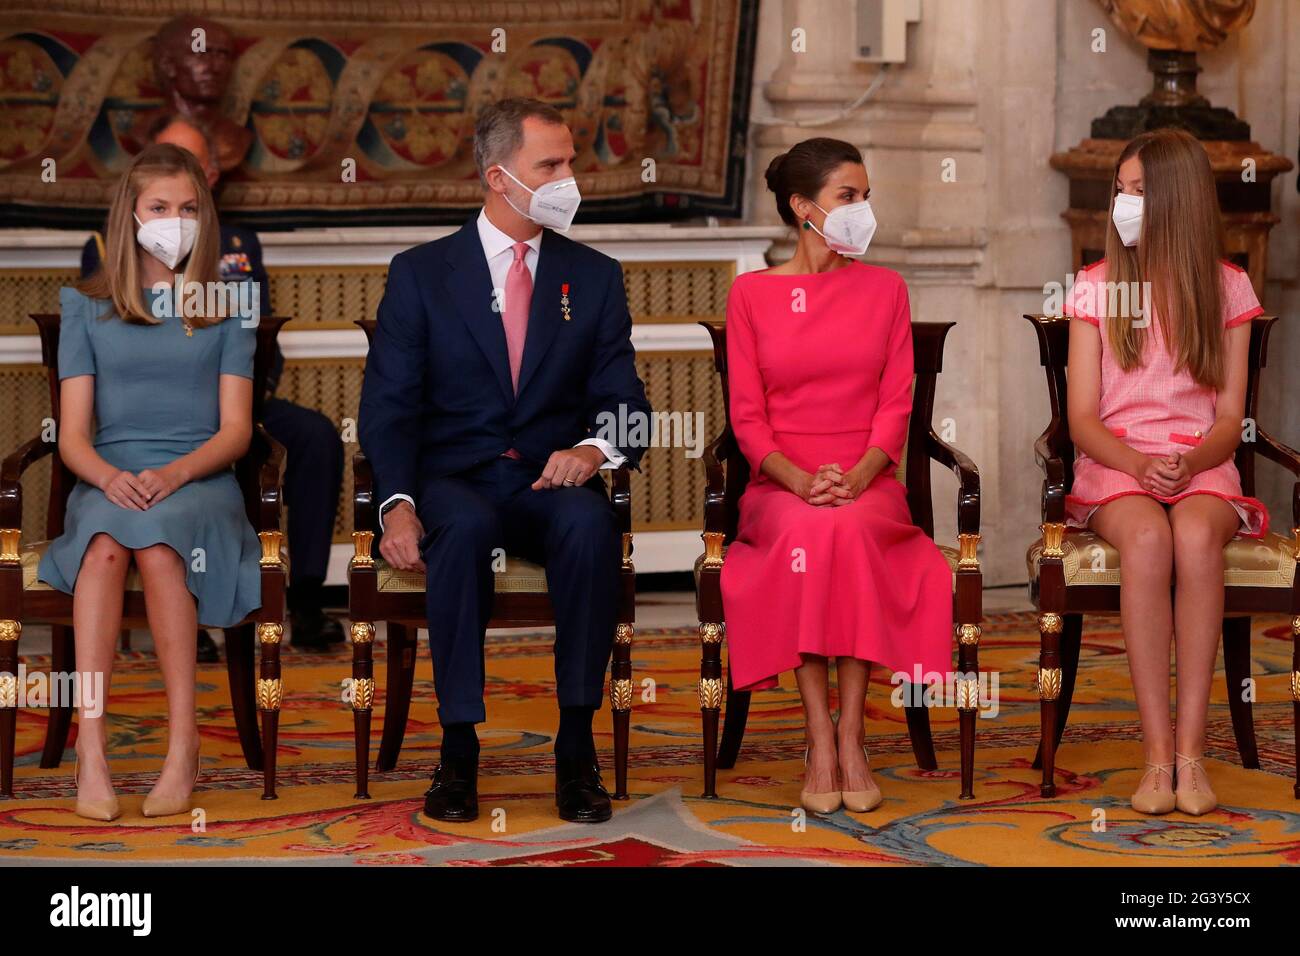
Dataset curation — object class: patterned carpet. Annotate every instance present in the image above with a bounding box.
[1,610,1297,866]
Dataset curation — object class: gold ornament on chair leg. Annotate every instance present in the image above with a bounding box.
[698,677,724,710]
[0,529,19,565]
[1038,667,1063,701]
[1039,524,1065,560]
[257,623,283,645]
[956,676,979,711]
[700,622,722,645]
[1291,670,1300,703]
[957,623,981,646]
[0,620,20,642]
[701,531,724,568]
[0,673,15,708]
[351,677,375,710]
[614,623,634,645]
[257,678,283,711]
[958,533,980,570]
[258,530,284,568]
[352,530,374,569]
[350,622,375,645]
[609,678,633,711]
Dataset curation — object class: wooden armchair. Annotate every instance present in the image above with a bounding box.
[346,318,637,801]
[694,320,984,799]
[1024,313,1299,799]
[0,313,290,801]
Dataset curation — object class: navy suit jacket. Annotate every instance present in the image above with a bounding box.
[358,217,652,510]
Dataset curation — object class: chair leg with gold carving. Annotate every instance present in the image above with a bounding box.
[257,622,284,800]
[1291,615,1299,799]
[610,623,633,800]
[0,620,21,797]
[350,621,376,799]
[699,621,723,798]
[1037,612,1064,798]
[955,619,981,801]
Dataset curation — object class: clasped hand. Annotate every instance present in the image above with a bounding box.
[802,462,868,507]
[1137,451,1191,497]
[102,466,182,511]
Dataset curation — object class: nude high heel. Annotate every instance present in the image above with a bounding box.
[74,757,121,822]
[1130,761,1176,815]
[799,748,842,814]
[142,751,201,818]
[1173,752,1217,816]
[840,746,883,813]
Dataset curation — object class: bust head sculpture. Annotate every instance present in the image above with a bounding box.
[152,14,252,174]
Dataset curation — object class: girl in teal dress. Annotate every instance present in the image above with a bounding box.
[37,144,262,821]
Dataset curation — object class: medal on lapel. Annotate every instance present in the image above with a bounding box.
[561,283,571,321]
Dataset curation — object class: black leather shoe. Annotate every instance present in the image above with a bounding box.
[555,757,613,823]
[289,608,345,649]
[423,758,479,822]
[196,630,220,664]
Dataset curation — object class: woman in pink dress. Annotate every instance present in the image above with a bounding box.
[1063,128,1266,816]
[720,138,953,814]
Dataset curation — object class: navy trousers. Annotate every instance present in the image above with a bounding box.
[415,456,620,725]
[262,397,344,589]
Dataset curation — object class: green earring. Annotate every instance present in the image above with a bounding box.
[802,220,811,230]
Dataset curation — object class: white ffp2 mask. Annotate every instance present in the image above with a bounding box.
[809,199,877,256]
[1111,193,1143,247]
[495,166,582,232]
[134,213,198,269]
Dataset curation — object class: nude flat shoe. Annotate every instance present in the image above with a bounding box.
[74,757,121,823]
[799,748,842,814]
[840,746,883,813]
[1173,752,1217,816]
[1130,761,1175,815]
[142,752,201,819]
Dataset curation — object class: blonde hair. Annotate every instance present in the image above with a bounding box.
[77,143,222,327]
[1101,128,1226,389]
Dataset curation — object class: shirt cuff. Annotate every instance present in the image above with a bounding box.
[576,437,627,470]
[377,493,415,532]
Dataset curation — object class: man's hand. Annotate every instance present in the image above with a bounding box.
[531,445,607,491]
[379,500,426,572]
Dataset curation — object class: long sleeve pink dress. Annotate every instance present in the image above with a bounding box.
[719,261,954,691]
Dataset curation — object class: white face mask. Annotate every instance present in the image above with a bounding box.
[495,165,582,232]
[1111,192,1143,247]
[808,199,877,256]
[134,213,198,269]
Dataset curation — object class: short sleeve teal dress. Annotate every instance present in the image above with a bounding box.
[37,286,263,627]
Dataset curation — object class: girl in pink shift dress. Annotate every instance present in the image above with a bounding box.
[1064,258,1266,535]
[720,262,953,693]
[1063,128,1270,819]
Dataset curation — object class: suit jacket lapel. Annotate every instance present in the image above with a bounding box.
[515,229,565,399]
[445,219,514,404]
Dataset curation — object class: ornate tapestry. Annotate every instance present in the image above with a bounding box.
[0,0,758,229]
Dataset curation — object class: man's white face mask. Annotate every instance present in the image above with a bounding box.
[807,199,877,256]
[494,165,582,232]
[134,212,198,269]
[1111,192,1143,247]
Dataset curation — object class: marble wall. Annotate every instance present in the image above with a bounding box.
[743,0,1300,585]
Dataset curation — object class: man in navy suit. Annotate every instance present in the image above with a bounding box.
[359,98,651,823]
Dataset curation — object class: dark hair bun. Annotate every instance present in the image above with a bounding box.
[764,152,787,195]
[764,137,864,228]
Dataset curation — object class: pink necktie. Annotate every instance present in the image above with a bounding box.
[503,241,532,394]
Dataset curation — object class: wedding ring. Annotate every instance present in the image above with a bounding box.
[563,479,575,485]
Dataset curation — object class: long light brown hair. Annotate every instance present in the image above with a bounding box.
[1101,128,1227,389]
[77,143,221,326]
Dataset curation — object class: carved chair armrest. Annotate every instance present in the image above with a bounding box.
[926,430,980,537]
[1254,427,1300,529]
[0,435,52,530]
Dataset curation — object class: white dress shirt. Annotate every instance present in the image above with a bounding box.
[378,207,626,529]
